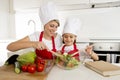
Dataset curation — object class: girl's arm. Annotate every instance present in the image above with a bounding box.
[85,45,99,61]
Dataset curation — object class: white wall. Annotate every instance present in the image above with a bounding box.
[0,0,9,39]
[59,7,120,41]
[14,7,120,41]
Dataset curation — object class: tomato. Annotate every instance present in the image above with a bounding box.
[37,64,44,72]
[27,64,36,73]
[40,59,45,65]
[35,57,45,65]
[21,64,28,72]
[35,57,41,64]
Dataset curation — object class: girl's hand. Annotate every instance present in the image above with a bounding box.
[85,45,93,55]
[85,45,99,61]
[32,41,49,50]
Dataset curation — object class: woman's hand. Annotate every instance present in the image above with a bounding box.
[33,41,48,50]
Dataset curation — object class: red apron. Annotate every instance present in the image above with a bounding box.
[61,43,80,61]
[35,31,56,59]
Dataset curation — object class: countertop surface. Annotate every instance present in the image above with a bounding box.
[0,63,120,80]
[0,65,47,80]
[47,63,120,80]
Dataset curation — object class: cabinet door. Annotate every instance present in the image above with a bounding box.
[90,0,120,3]
[13,0,42,10]
[13,0,90,10]
[43,0,90,5]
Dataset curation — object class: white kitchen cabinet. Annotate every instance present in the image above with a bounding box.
[13,0,90,11]
[13,0,120,11]
[90,0,120,3]
[43,0,90,5]
[13,0,42,11]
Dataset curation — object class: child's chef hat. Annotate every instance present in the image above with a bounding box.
[39,2,59,26]
[62,17,81,36]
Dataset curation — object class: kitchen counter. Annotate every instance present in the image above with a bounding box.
[0,63,120,80]
[47,64,120,80]
[0,65,47,80]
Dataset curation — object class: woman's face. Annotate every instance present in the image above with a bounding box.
[44,20,59,37]
[63,33,76,46]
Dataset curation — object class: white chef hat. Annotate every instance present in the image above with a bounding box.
[62,17,82,36]
[39,2,59,26]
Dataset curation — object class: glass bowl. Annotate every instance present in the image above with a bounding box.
[55,54,80,70]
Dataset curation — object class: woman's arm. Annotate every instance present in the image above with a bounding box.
[7,36,34,51]
[7,36,48,52]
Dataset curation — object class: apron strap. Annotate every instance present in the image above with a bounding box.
[51,36,56,52]
[61,45,66,53]
[73,43,78,51]
[39,31,43,41]
[39,31,56,52]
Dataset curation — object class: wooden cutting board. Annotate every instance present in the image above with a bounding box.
[85,61,120,77]
[0,65,48,80]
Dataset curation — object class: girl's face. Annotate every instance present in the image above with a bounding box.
[63,33,76,46]
[44,20,59,37]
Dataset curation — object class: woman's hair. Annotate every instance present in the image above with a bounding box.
[51,19,60,26]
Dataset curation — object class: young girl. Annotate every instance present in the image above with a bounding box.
[59,17,99,62]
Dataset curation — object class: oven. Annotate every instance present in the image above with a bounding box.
[92,42,120,63]
[115,54,120,63]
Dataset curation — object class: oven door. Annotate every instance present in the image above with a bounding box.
[98,54,110,62]
[115,54,120,63]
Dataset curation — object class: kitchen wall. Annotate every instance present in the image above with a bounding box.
[0,0,9,39]
[63,7,120,41]
[14,7,120,42]
[1,0,120,41]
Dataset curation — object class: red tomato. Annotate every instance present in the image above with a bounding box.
[37,64,44,72]
[35,57,41,64]
[21,64,28,72]
[40,60,45,65]
[35,57,45,65]
[27,64,36,73]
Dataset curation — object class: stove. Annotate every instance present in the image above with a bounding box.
[92,42,120,63]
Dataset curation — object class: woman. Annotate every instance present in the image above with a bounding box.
[7,2,62,59]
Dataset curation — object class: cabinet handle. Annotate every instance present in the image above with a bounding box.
[99,46,102,49]
[110,46,113,49]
